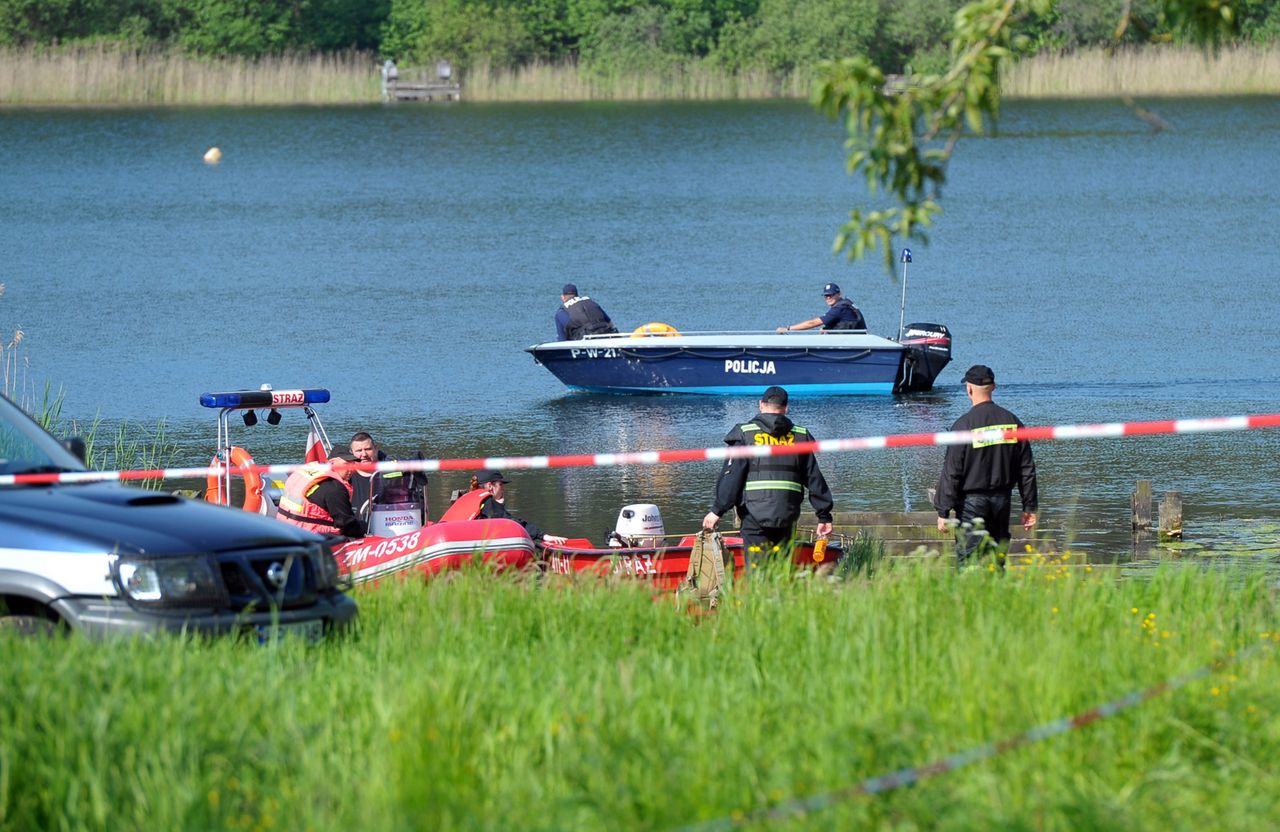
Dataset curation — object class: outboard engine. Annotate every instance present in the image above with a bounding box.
[606,503,665,548]
[369,500,424,537]
[896,322,953,392]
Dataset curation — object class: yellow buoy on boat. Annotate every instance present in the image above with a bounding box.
[203,147,222,164]
[631,322,680,337]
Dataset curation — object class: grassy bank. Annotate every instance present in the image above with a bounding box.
[2,563,1277,830]
[3,44,1279,105]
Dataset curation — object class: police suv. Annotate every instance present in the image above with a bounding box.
[0,393,356,639]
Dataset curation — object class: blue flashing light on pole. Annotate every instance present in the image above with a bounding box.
[199,389,331,409]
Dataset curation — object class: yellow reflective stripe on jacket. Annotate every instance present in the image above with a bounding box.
[971,424,1018,448]
[744,480,804,493]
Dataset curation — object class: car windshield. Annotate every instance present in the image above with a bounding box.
[0,394,87,476]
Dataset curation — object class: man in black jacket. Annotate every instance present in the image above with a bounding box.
[555,283,618,341]
[934,364,1039,564]
[776,282,866,333]
[475,470,568,546]
[702,386,834,561]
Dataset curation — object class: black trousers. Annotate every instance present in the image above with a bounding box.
[956,490,1012,563]
[740,516,795,565]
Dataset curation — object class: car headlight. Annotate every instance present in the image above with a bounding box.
[114,556,227,609]
[311,543,348,591]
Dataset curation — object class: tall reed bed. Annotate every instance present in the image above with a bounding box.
[0,44,378,105]
[461,59,810,102]
[4,44,1278,105]
[1004,44,1280,97]
[2,564,1276,829]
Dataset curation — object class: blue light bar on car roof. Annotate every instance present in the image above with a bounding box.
[199,389,331,409]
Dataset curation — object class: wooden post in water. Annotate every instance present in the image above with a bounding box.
[1159,491,1183,541]
[1131,480,1152,531]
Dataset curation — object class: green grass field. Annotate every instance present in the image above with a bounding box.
[2,562,1277,831]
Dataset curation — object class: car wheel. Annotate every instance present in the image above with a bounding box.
[0,615,62,636]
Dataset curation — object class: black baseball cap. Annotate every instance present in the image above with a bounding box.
[822,282,840,296]
[329,451,358,463]
[962,365,995,385]
[478,470,511,484]
[761,386,789,405]
[561,283,578,296]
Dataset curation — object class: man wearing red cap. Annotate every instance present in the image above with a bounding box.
[934,364,1039,565]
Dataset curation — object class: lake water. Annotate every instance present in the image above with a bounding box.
[2,97,1279,554]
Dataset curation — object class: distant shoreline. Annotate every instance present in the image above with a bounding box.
[2,44,1277,106]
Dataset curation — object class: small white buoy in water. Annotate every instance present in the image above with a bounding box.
[203,147,222,164]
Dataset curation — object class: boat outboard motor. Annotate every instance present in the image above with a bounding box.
[606,503,665,548]
[368,499,424,537]
[896,322,953,392]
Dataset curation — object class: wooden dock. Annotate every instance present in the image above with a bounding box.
[793,480,1187,564]
[387,80,460,102]
[827,510,1055,558]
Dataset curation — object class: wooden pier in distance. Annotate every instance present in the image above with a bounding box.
[387,79,460,102]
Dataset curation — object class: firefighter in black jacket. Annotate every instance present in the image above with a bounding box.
[702,386,834,560]
[934,364,1039,563]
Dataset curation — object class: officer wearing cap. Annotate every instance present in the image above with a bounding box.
[777,283,866,333]
[702,386,834,561]
[934,365,1039,564]
[277,451,366,539]
[555,283,618,341]
[475,470,568,546]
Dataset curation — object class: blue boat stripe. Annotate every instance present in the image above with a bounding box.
[564,383,896,396]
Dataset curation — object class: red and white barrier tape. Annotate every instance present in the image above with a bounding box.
[6,412,1280,486]
[675,638,1275,831]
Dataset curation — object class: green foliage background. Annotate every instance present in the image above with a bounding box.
[3,0,1277,69]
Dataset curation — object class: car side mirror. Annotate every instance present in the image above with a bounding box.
[63,436,87,463]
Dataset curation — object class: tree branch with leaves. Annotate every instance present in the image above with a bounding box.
[813,0,1239,273]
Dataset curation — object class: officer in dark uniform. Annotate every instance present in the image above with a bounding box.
[555,283,619,341]
[475,470,568,546]
[702,386,834,561]
[777,282,866,333]
[934,364,1039,564]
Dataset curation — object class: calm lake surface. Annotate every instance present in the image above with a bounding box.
[3,97,1279,554]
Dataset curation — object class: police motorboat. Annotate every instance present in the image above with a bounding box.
[528,250,950,396]
[538,504,843,588]
[527,323,950,396]
[200,386,536,583]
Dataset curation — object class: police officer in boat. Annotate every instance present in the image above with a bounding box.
[776,282,866,333]
[555,283,618,341]
[474,470,568,546]
[702,386,835,562]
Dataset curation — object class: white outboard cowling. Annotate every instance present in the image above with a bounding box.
[368,501,424,537]
[608,503,664,548]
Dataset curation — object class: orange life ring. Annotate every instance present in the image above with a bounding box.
[631,322,680,337]
[205,446,264,514]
